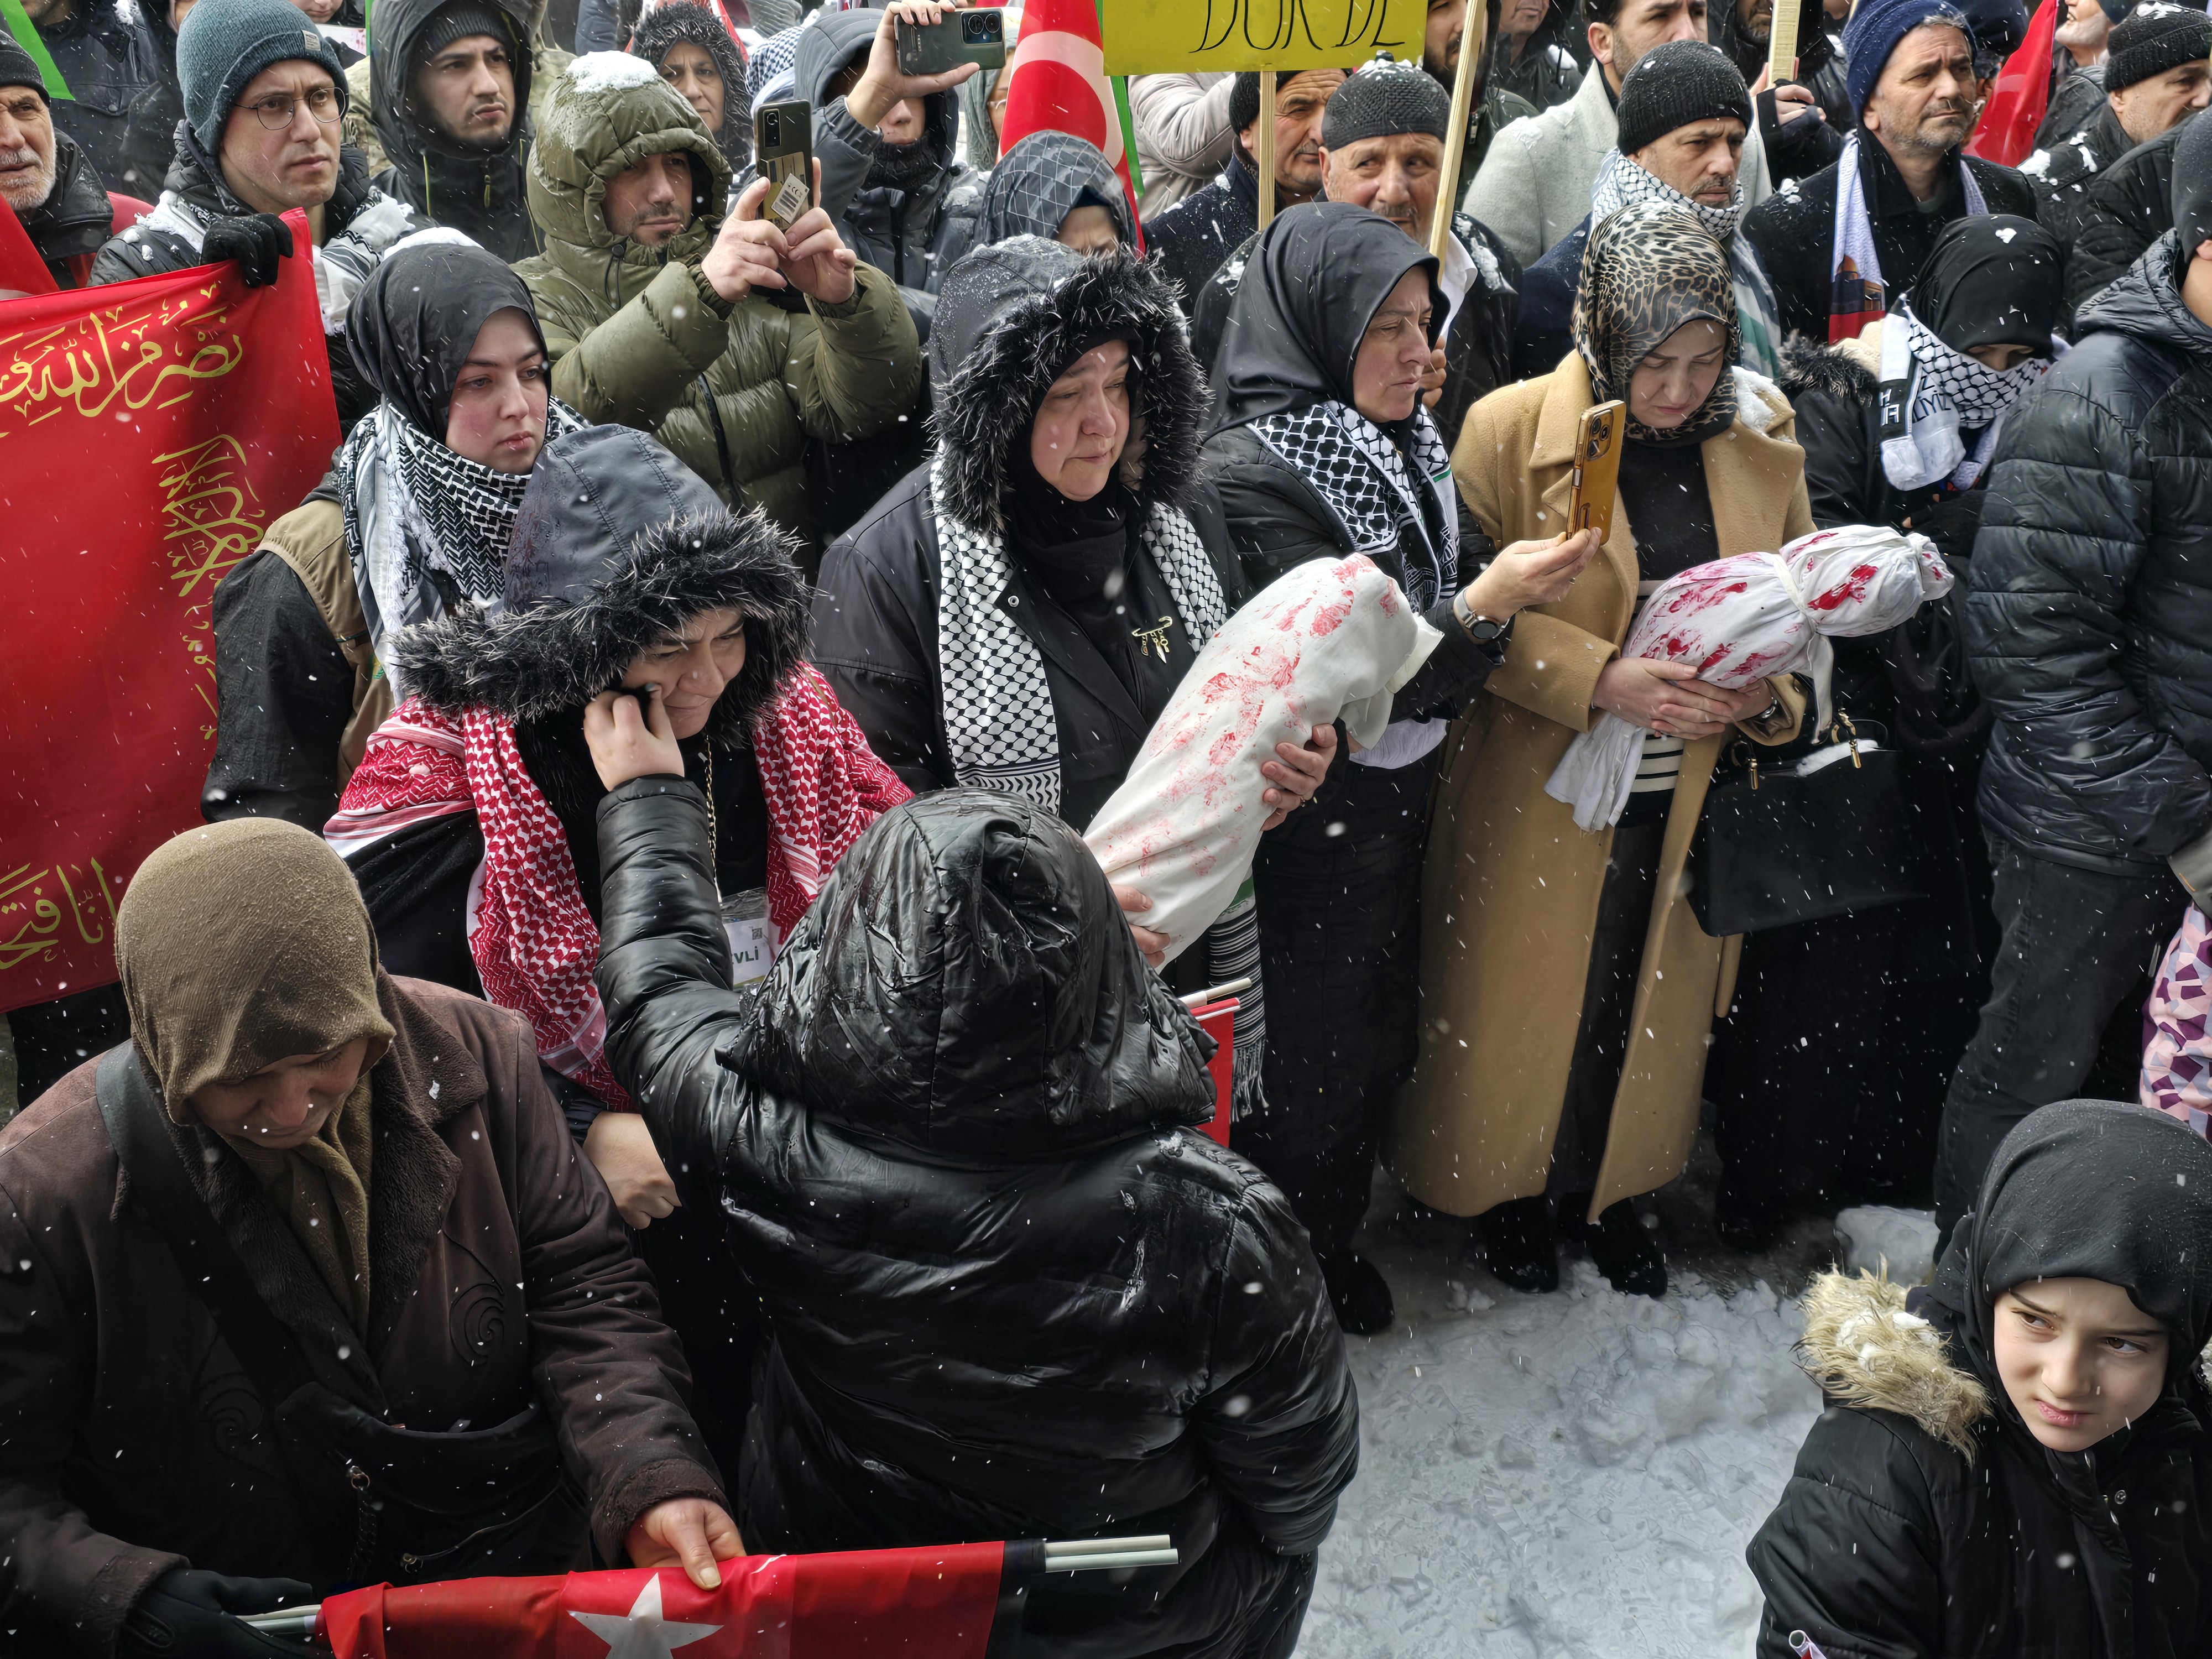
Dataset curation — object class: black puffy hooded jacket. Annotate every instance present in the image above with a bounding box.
[368,0,539,260]
[595,786,1360,1658]
[1963,229,2212,874]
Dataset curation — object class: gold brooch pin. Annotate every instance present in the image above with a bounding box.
[1132,615,1175,659]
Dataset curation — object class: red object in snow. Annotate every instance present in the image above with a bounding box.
[1967,0,2058,165]
[1191,998,1238,1145]
[320,1545,1006,1657]
[997,0,1144,250]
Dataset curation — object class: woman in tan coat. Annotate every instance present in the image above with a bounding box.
[1389,201,1812,1296]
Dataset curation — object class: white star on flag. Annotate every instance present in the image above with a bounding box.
[569,1573,723,1659]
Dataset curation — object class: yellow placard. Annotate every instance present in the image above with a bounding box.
[1100,0,1428,75]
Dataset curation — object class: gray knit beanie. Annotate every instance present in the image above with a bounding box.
[0,28,49,100]
[1614,41,1753,155]
[1322,53,1451,148]
[176,0,349,155]
[2106,1,2212,91]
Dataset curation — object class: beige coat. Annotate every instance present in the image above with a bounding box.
[1387,355,1814,1222]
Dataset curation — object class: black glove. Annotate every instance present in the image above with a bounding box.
[200,212,293,288]
[118,1568,316,1657]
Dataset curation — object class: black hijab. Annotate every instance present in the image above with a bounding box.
[1206,202,1444,437]
[1910,215,2064,354]
[1925,1099,2212,1401]
[345,238,547,437]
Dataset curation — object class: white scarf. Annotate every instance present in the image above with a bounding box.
[1830,132,1986,338]
[1876,300,2049,491]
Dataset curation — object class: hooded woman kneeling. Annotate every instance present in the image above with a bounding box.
[586,718,1361,1656]
[328,426,908,1475]
[1749,1099,2212,1657]
[0,819,735,1658]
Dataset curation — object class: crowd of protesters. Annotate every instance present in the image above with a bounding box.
[7,0,2212,1645]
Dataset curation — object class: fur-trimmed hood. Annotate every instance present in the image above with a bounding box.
[1797,1269,2212,1462]
[926,237,1208,536]
[384,428,812,733]
[1779,322,1884,407]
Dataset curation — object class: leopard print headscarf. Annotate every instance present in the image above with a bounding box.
[1572,200,1740,447]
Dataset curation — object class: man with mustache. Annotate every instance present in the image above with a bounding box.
[0,29,115,290]
[363,0,538,259]
[1466,0,1780,267]
[1145,66,1344,320]
[1742,0,2039,343]
[1314,56,1524,446]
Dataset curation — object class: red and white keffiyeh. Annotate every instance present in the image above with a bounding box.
[328,665,909,1108]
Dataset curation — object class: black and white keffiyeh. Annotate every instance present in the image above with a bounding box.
[1589,147,1782,378]
[338,397,588,675]
[1876,298,2049,491]
[930,458,1228,814]
[1250,400,1458,611]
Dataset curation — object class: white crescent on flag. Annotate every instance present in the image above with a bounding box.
[1005,28,1124,166]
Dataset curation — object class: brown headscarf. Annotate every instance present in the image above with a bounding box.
[116,820,395,1331]
[1572,200,1742,447]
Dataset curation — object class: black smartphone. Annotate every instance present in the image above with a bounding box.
[894,7,1008,75]
[753,98,814,229]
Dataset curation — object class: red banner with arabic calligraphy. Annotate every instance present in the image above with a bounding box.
[0,211,337,1014]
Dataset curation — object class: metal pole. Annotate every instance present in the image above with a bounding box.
[1429,12,1483,258]
[1256,69,1278,227]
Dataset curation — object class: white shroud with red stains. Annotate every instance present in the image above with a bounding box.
[1545,525,1954,833]
[1084,555,1442,964]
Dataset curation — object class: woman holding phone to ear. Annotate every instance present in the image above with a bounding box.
[1392,200,1811,1299]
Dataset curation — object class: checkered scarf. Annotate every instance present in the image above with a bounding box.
[930,458,1228,815]
[326,666,909,1108]
[1876,297,2049,491]
[1589,147,1783,378]
[338,398,588,674]
[1249,401,1457,611]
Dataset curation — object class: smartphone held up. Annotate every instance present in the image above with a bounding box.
[894,6,1007,75]
[753,100,814,229]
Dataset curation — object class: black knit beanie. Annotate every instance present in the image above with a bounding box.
[1230,71,1261,136]
[2173,108,2212,259]
[412,0,513,71]
[2107,1,2212,91]
[1322,53,1450,147]
[1614,40,1754,155]
[0,28,48,100]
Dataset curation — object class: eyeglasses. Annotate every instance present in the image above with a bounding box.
[246,84,342,130]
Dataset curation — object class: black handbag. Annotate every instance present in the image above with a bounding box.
[95,1044,566,1588]
[1688,715,1929,936]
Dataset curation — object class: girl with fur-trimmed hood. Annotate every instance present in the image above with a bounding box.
[810,237,1332,1188]
[326,427,907,1471]
[1749,1099,2212,1658]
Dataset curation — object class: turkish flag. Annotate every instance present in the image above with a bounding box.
[0,210,337,1013]
[1966,0,2059,166]
[999,0,1145,250]
[319,1546,1009,1658]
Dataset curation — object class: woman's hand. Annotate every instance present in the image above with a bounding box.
[1114,885,1168,969]
[583,1110,681,1228]
[585,686,684,791]
[1259,723,1337,831]
[1592,658,1772,739]
[625,1498,744,1589]
[1459,528,1602,620]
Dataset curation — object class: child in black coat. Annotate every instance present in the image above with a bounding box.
[1749,1098,2212,1658]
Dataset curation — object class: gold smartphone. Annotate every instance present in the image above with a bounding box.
[1567,400,1625,542]
[753,99,813,230]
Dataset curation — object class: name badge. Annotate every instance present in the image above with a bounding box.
[719,887,775,985]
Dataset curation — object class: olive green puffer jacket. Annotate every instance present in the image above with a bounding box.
[513,60,922,550]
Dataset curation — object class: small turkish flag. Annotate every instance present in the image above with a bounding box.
[319,1545,1006,1658]
[998,0,1145,249]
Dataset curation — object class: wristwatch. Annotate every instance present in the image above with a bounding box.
[1453,587,1512,646]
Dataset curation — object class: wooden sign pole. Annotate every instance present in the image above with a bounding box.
[1256,69,1277,227]
[1429,22,1481,258]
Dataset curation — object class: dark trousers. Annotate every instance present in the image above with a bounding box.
[1934,839,2184,1233]
[1234,752,1432,1260]
[1550,821,1666,1196]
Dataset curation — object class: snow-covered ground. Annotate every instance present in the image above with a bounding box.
[1295,1144,1937,1658]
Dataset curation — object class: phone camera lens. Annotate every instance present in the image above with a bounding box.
[763,112,778,143]
[963,13,988,37]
